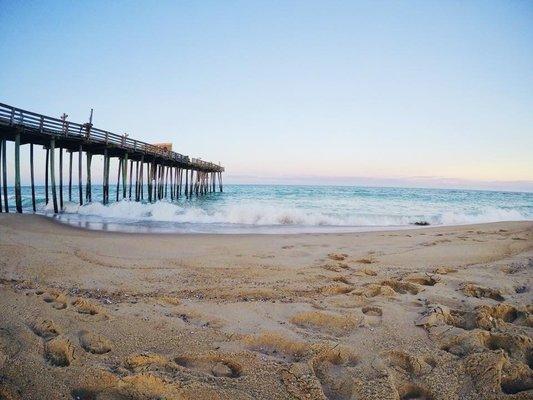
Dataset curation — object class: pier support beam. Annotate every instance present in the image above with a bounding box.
[129,159,133,200]
[59,147,63,210]
[14,133,22,213]
[185,168,189,199]
[189,169,193,198]
[116,158,122,202]
[140,157,144,200]
[122,153,128,199]
[78,145,83,205]
[86,153,92,203]
[30,143,36,212]
[1,139,7,212]
[179,168,183,197]
[50,138,58,214]
[68,152,73,201]
[103,149,109,205]
[0,140,2,212]
[45,148,49,205]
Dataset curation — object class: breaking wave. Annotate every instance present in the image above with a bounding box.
[55,199,531,229]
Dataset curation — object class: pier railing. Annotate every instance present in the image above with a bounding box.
[0,103,223,172]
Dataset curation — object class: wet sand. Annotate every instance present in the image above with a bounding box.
[0,214,532,399]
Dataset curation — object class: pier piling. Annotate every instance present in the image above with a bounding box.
[50,138,58,213]
[15,133,22,213]
[30,143,36,212]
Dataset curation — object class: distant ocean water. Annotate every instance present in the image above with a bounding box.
[3,185,533,233]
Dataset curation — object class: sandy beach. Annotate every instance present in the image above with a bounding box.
[0,215,531,399]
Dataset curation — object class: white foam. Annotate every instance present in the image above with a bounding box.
[54,199,531,228]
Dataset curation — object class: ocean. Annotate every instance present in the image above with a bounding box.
[2,184,532,234]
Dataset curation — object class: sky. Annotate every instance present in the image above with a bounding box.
[1,0,532,191]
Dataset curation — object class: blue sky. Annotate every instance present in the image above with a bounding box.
[1,1,532,190]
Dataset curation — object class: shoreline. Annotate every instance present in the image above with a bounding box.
[3,212,532,237]
[0,214,532,399]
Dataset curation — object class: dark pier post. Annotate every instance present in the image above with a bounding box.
[176,167,180,199]
[134,161,139,201]
[122,153,128,199]
[0,140,2,212]
[160,165,164,200]
[153,163,157,201]
[188,169,193,198]
[102,151,107,204]
[59,147,63,210]
[194,171,198,197]
[105,149,111,204]
[1,139,7,212]
[14,132,22,213]
[146,162,150,203]
[160,165,163,199]
[45,148,49,204]
[140,156,144,200]
[78,145,83,205]
[179,168,183,198]
[164,166,168,198]
[116,158,122,202]
[49,138,58,213]
[30,143,36,212]
[184,168,189,199]
[177,167,180,198]
[147,163,152,203]
[86,153,92,203]
[129,159,133,199]
[68,151,73,201]
[169,166,174,201]
[154,162,157,202]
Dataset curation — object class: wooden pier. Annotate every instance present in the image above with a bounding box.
[0,103,224,213]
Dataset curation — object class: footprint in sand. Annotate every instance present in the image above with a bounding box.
[42,290,68,310]
[311,345,360,399]
[397,384,433,400]
[464,350,533,397]
[460,283,505,301]
[44,336,75,367]
[72,372,180,400]
[406,274,440,287]
[383,350,433,377]
[79,331,112,354]
[72,298,105,316]
[174,354,242,378]
[440,329,532,364]
[32,319,61,339]
[381,279,421,295]
[362,306,383,326]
